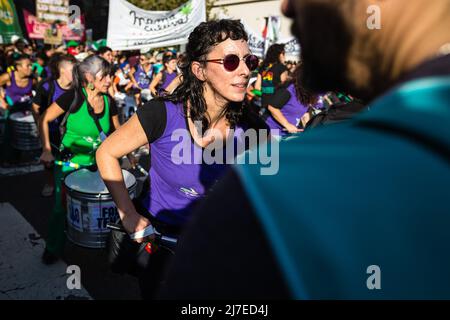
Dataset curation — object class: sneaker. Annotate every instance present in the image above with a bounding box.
[41,248,60,265]
[41,183,54,197]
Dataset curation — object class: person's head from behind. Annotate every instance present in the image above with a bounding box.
[14,54,32,77]
[14,39,27,54]
[23,45,33,56]
[97,46,113,64]
[72,55,112,94]
[292,63,318,107]
[163,55,177,73]
[50,54,77,85]
[262,43,286,69]
[36,52,47,66]
[43,44,54,58]
[281,0,450,101]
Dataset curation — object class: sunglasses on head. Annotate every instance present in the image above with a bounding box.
[201,54,259,72]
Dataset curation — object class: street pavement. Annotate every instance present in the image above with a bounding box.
[0,152,150,300]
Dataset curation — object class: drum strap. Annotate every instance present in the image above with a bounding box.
[58,92,80,140]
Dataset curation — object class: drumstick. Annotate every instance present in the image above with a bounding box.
[54,160,80,169]
[135,163,149,177]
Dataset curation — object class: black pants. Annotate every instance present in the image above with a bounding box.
[133,199,181,300]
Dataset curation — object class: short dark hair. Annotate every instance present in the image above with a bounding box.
[49,53,77,79]
[97,46,112,56]
[163,54,176,65]
[13,54,31,68]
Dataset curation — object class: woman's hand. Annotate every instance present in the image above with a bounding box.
[284,123,303,134]
[121,211,154,243]
[40,149,55,166]
[126,153,138,169]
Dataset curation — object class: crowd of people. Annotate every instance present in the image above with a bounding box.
[1,0,449,301]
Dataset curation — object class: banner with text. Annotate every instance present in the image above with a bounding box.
[36,0,69,24]
[107,0,206,51]
[24,9,85,41]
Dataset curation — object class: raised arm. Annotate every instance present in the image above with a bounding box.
[149,72,162,97]
[268,104,302,133]
[0,73,11,87]
[96,114,151,241]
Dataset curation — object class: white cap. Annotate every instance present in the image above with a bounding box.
[140,47,151,54]
[11,35,20,44]
[75,52,89,62]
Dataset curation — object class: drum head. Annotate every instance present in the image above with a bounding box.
[64,169,137,194]
[9,111,34,122]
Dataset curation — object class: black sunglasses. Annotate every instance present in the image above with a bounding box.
[201,54,259,72]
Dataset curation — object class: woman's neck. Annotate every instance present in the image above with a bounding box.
[57,77,71,90]
[203,85,228,126]
[15,72,26,81]
[85,87,102,100]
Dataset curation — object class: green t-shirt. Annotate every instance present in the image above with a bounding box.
[59,89,113,166]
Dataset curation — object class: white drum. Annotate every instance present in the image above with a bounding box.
[140,89,152,102]
[9,111,41,150]
[64,169,137,249]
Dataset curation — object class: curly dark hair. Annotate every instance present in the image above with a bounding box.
[260,43,285,71]
[164,19,249,132]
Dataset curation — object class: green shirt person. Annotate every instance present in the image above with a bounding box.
[38,55,121,264]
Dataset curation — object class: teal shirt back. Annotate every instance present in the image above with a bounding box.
[236,77,450,299]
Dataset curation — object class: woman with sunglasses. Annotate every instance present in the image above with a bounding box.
[128,52,154,106]
[97,19,266,299]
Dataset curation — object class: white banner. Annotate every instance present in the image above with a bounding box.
[107,0,206,51]
[242,19,300,59]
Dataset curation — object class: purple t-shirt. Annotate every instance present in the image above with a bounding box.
[159,71,178,94]
[265,84,309,135]
[137,100,262,226]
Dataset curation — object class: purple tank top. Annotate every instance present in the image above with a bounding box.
[161,71,177,91]
[5,71,33,105]
[134,64,153,89]
[266,84,308,136]
[141,101,248,226]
